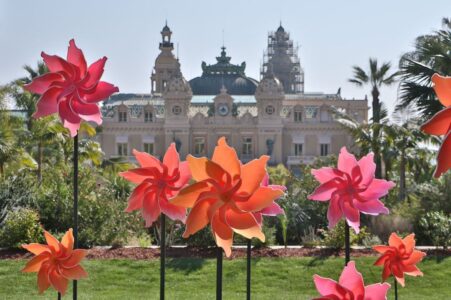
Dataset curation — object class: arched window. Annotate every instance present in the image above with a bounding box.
[144,110,153,122]
[293,106,302,122]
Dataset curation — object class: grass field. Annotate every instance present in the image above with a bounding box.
[0,256,449,299]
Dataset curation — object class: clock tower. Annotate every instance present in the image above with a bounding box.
[255,73,285,164]
[162,75,192,157]
[213,86,234,118]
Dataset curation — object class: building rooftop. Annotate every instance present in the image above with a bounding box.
[188,47,258,95]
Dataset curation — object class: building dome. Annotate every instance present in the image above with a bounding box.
[277,24,285,33]
[189,47,258,95]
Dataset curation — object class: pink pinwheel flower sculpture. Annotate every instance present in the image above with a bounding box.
[24,39,119,137]
[253,173,285,225]
[421,73,451,178]
[308,147,395,233]
[313,261,391,300]
[119,144,191,226]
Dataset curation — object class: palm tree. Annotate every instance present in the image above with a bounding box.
[349,59,397,178]
[397,27,451,118]
[10,62,48,130]
[0,113,37,177]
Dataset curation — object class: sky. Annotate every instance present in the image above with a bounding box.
[1,0,450,113]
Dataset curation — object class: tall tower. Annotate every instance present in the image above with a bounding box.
[150,22,181,94]
[261,23,304,94]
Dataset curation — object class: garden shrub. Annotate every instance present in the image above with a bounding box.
[301,226,322,247]
[319,220,370,249]
[0,173,37,226]
[183,227,216,247]
[418,211,451,249]
[31,165,144,248]
[0,208,43,248]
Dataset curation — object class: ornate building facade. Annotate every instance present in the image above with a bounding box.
[99,24,368,169]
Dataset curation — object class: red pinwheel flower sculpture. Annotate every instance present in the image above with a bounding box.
[373,233,426,287]
[308,147,395,233]
[421,73,451,178]
[24,39,119,137]
[170,137,284,256]
[119,144,191,226]
[313,261,390,300]
[22,229,88,295]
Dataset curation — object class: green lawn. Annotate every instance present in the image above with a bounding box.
[0,256,449,299]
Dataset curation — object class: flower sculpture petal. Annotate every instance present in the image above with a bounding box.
[313,261,390,300]
[22,229,88,295]
[420,73,451,178]
[253,173,285,225]
[119,143,191,227]
[308,147,395,233]
[373,233,426,287]
[23,39,119,137]
[170,137,284,257]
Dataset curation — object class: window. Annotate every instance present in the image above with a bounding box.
[294,108,302,122]
[193,137,206,155]
[144,111,153,122]
[143,143,154,155]
[320,144,329,156]
[117,143,128,156]
[242,137,253,155]
[294,143,303,156]
[118,111,127,122]
[172,105,182,115]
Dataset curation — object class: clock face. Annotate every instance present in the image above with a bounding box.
[265,105,275,115]
[218,104,229,116]
[172,105,182,115]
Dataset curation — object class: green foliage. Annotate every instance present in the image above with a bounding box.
[183,227,216,247]
[319,220,370,249]
[0,174,37,226]
[29,165,142,248]
[418,211,451,248]
[300,226,322,248]
[397,27,451,117]
[0,208,43,248]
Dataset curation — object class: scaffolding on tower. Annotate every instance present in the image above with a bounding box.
[261,26,304,94]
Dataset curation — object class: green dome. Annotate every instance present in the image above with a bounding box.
[188,47,258,95]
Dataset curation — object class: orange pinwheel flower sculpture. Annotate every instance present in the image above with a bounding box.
[421,73,451,178]
[22,229,88,295]
[171,137,284,256]
[373,233,426,287]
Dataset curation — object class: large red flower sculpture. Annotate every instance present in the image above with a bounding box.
[308,147,395,233]
[313,261,390,300]
[170,137,284,256]
[22,229,88,295]
[373,233,426,287]
[119,144,191,226]
[24,39,119,137]
[421,73,451,178]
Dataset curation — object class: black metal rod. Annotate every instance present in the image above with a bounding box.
[394,277,398,300]
[246,239,251,300]
[73,135,78,300]
[216,247,223,300]
[160,214,166,300]
[344,222,350,265]
[58,292,61,300]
